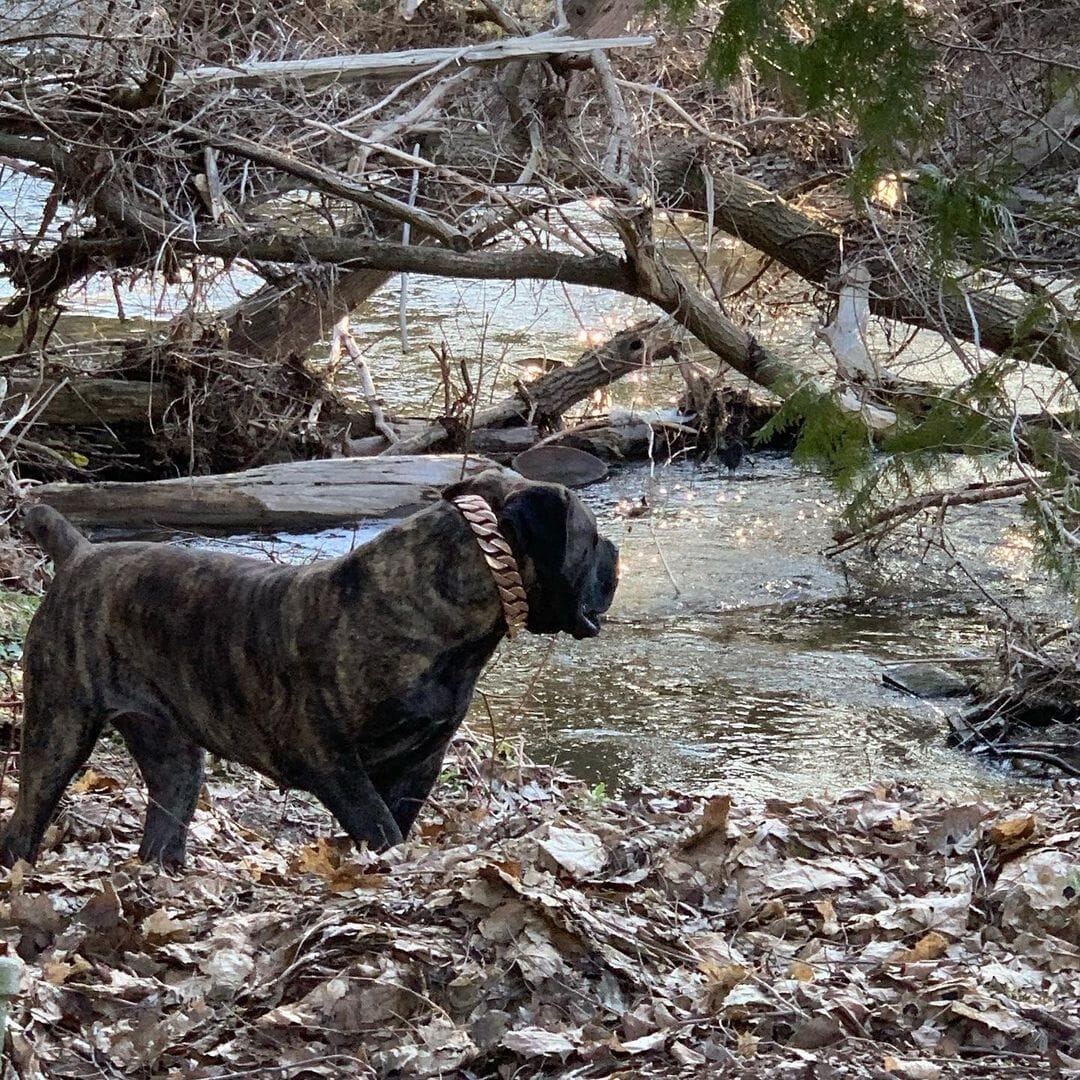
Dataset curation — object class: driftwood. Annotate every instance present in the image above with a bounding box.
[33,455,502,535]
[171,33,655,89]
[6,379,171,427]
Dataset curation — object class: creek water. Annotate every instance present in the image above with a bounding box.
[1,172,1067,798]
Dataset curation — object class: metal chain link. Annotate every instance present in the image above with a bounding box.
[451,494,529,640]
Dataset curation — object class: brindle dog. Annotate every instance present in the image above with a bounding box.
[1,469,618,868]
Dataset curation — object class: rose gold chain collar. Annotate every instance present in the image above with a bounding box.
[451,494,529,640]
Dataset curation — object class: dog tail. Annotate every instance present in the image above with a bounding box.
[22,504,90,566]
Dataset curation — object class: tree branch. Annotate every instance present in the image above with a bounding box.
[176,127,469,248]
[169,33,656,90]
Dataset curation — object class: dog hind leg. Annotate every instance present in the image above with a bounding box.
[0,698,104,867]
[111,713,205,868]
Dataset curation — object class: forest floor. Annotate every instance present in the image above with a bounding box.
[0,573,1076,1079]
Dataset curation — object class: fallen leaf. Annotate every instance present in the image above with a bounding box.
[948,1000,1034,1036]
[141,908,190,941]
[538,826,606,878]
[737,1030,760,1058]
[501,1027,579,1058]
[892,930,949,963]
[884,1056,943,1079]
[618,1031,668,1054]
[71,769,123,794]
[43,955,92,985]
[200,947,255,994]
[815,898,840,935]
[990,814,1037,845]
[682,794,732,848]
[763,856,868,894]
[788,1014,841,1050]
[700,962,747,991]
[670,1041,707,1066]
[76,882,122,931]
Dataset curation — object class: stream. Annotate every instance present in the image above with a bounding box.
[1,171,1068,799]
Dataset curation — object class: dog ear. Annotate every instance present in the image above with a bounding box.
[441,468,515,510]
[499,484,569,575]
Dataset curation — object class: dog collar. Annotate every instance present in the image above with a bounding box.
[451,494,529,640]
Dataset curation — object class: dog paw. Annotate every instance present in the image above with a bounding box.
[0,833,35,870]
[137,833,187,870]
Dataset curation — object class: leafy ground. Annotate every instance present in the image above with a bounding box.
[0,714,1077,1078]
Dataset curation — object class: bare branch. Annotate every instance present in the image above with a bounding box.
[169,34,656,90]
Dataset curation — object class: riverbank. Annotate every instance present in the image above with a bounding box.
[0,720,1076,1078]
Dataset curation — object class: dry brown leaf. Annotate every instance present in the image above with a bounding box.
[682,794,732,849]
[700,961,747,991]
[670,1040,706,1066]
[737,1030,760,1057]
[892,930,949,963]
[501,1027,580,1058]
[43,954,92,985]
[618,1031,667,1054]
[538,826,606,878]
[884,1056,943,1079]
[790,959,815,982]
[948,1000,1034,1036]
[815,898,840,935]
[71,769,123,794]
[76,882,122,931]
[141,908,190,941]
[990,814,1037,845]
[291,837,341,877]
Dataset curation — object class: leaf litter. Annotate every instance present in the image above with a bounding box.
[0,734,1078,1078]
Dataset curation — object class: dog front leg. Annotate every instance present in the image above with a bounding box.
[293,763,404,852]
[376,745,450,840]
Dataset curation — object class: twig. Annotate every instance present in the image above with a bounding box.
[593,50,633,178]
[332,318,398,443]
[615,77,749,152]
[985,747,1080,778]
[398,142,422,352]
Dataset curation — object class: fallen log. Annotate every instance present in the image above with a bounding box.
[5,378,172,427]
[33,455,503,535]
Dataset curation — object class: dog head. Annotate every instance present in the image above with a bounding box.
[444,470,618,640]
